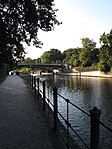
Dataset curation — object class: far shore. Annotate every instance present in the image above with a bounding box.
[33,71,112,78]
[60,71,112,78]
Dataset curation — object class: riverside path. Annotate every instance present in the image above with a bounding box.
[0,75,65,149]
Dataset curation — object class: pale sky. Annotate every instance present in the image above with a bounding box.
[25,0,112,59]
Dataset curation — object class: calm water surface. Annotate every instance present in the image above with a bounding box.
[39,75,112,149]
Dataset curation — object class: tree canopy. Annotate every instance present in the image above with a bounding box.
[0,0,60,69]
[79,38,97,67]
[41,48,63,63]
[98,30,112,72]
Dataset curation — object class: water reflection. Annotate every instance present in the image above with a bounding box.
[40,75,112,148]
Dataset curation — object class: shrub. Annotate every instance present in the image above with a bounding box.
[98,61,111,72]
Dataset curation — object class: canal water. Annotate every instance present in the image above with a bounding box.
[39,75,112,149]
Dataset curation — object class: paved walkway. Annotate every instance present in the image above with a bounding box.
[0,75,63,149]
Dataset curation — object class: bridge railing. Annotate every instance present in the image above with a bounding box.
[20,74,112,149]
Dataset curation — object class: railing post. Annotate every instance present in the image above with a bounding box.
[89,107,101,149]
[31,75,33,89]
[30,75,32,86]
[37,78,40,99]
[28,75,31,85]
[53,87,58,131]
[43,80,46,110]
[34,76,36,94]
[47,86,50,114]
[66,99,70,147]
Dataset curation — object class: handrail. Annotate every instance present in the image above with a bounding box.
[70,125,89,149]
[99,121,112,132]
[38,78,90,148]
[20,74,112,149]
[57,92,89,148]
[58,92,90,117]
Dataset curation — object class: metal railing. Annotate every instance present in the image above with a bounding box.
[20,74,112,149]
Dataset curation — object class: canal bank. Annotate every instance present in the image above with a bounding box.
[33,70,112,78]
[71,70,112,78]
[52,70,112,78]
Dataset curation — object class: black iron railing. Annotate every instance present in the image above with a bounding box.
[20,73,112,149]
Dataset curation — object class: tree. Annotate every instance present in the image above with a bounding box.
[19,57,32,64]
[0,0,60,69]
[41,49,63,63]
[69,53,79,67]
[35,58,41,63]
[90,48,99,66]
[79,38,96,67]
[98,30,112,72]
[63,48,80,66]
[63,48,75,62]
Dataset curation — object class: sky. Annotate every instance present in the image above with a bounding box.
[25,0,112,59]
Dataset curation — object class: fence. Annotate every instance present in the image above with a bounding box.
[21,74,112,149]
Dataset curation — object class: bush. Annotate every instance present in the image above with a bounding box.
[98,61,111,72]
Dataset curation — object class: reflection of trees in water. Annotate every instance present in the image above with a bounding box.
[99,78,112,112]
[41,75,94,99]
[42,75,66,88]
[100,78,112,100]
[79,78,94,101]
[66,76,94,101]
[98,79,112,149]
[99,79,112,124]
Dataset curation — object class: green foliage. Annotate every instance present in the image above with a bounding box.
[79,38,96,67]
[19,58,33,64]
[62,48,80,66]
[18,57,41,74]
[40,51,51,63]
[91,48,99,65]
[98,60,111,72]
[69,53,80,66]
[81,38,96,49]
[19,68,32,74]
[41,49,63,63]
[0,0,60,69]
[59,42,98,68]
[98,30,112,71]
[35,58,41,64]
[19,57,41,64]
[63,48,75,61]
